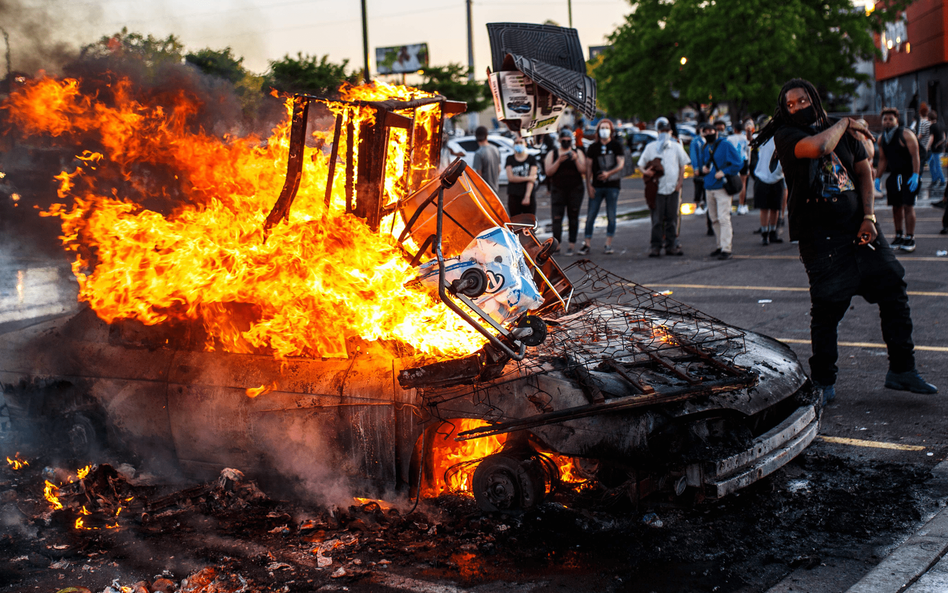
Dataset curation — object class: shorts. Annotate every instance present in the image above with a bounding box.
[885,173,918,207]
[753,179,785,210]
[740,161,749,176]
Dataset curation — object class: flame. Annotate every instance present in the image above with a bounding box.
[425,419,508,497]
[76,464,92,479]
[425,420,591,497]
[44,480,63,510]
[543,453,589,485]
[6,453,29,470]
[246,381,278,398]
[651,325,679,346]
[680,202,696,215]
[353,497,394,511]
[3,76,485,360]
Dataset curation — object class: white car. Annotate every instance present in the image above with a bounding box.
[446,134,541,186]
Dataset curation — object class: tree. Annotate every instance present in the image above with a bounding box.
[185,47,245,84]
[263,53,357,97]
[416,64,492,113]
[77,28,185,73]
[595,0,910,123]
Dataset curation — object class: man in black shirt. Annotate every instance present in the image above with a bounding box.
[875,108,921,252]
[756,79,936,403]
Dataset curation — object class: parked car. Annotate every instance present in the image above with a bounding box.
[445,134,542,186]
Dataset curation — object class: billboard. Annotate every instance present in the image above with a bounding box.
[376,43,429,75]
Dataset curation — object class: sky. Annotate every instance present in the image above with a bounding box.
[3,0,633,79]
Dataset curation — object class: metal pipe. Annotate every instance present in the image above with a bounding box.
[361,0,370,83]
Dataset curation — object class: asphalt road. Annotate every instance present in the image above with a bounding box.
[532,177,948,591]
[2,176,946,592]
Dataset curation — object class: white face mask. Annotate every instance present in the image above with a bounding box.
[598,127,611,140]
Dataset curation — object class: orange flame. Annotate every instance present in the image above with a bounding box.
[246,381,278,398]
[425,419,508,497]
[425,420,590,497]
[6,453,29,470]
[44,480,63,510]
[3,77,485,360]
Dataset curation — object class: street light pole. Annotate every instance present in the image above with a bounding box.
[466,0,474,81]
[361,0,370,83]
[568,0,572,28]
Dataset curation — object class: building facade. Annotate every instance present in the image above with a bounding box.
[874,0,948,122]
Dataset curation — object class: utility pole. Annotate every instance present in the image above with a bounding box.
[568,0,573,28]
[361,0,370,83]
[466,0,474,81]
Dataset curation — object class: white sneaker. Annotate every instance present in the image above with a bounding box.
[736,204,749,215]
[694,204,707,215]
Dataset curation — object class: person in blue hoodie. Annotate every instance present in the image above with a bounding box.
[700,128,744,259]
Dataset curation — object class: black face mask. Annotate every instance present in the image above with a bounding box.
[789,105,818,127]
[705,133,717,143]
[560,139,572,149]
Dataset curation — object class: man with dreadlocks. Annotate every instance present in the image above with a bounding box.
[753,79,937,403]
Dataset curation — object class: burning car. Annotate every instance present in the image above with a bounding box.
[0,78,819,513]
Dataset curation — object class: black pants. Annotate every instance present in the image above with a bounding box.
[507,189,536,217]
[550,183,584,244]
[799,236,915,386]
[650,191,681,249]
[693,178,705,204]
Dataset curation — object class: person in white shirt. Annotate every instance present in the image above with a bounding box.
[753,136,786,245]
[638,117,691,256]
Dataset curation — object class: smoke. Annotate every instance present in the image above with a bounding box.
[0,0,90,75]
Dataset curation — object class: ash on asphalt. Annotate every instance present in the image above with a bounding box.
[0,443,939,593]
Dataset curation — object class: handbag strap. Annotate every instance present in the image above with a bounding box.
[709,139,725,174]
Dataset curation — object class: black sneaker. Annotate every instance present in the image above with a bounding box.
[769,230,783,244]
[900,237,916,252]
[885,370,938,394]
[709,248,722,257]
[648,247,661,257]
[717,251,732,260]
[753,226,763,234]
[941,228,948,235]
[577,245,590,256]
[707,228,715,236]
[933,200,947,209]
[761,233,769,246]
[892,234,905,246]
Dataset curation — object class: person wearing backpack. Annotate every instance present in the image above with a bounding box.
[700,127,743,260]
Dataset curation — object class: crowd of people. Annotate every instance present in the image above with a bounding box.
[463,79,940,402]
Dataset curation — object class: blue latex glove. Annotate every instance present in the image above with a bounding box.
[874,178,881,192]
[908,173,919,192]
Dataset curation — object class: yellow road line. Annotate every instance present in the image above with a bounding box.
[817,435,926,451]
[650,284,948,297]
[731,254,948,262]
[776,338,948,353]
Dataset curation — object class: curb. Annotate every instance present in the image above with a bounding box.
[846,460,948,593]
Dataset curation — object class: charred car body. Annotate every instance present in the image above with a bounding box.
[0,90,819,513]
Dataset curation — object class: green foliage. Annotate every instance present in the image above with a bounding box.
[595,0,910,122]
[185,47,245,84]
[264,53,358,96]
[415,64,492,113]
[79,27,185,71]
